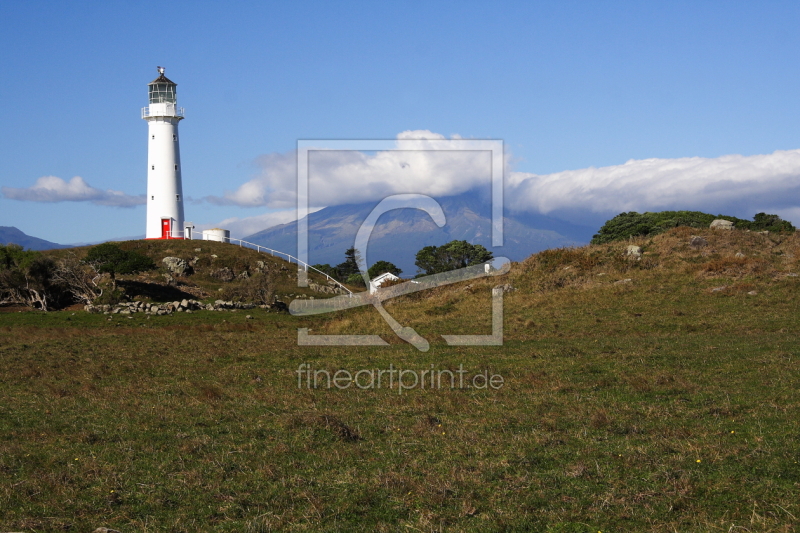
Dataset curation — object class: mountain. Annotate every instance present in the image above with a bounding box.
[242,191,595,274]
[0,226,70,251]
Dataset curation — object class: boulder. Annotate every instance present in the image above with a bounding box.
[689,236,707,248]
[710,219,734,230]
[625,245,642,259]
[162,257,190,275]
[211,267,235,282]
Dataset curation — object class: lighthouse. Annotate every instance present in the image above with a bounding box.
[143,67,185,239]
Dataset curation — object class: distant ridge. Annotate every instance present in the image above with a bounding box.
[243,191,595,273]
[0,226,69,251]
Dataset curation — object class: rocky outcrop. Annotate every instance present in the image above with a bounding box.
[308,280,348,295]
[710,219,734,230]
[162,257,191,275]
[689,236,707,248]
[211,267,235,282]
[625,245,642,259]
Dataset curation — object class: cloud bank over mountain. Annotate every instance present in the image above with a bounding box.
[206,130,800,227]
[205,130,494,209]
[2,176,145,208]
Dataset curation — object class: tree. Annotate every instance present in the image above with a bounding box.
[367,260,402,280]
[311,263,338,279]
[335,247,363,280]
[51,253,103,304]
[0,244,58,310]
[414,240,493,276]
[83,243,156,290]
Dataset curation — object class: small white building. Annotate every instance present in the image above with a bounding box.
[369,272,401,294]
[202,228,230,243]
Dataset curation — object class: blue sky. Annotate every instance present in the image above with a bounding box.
[2,1,800,243]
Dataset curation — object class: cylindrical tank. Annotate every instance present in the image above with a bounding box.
[202,228,230,243]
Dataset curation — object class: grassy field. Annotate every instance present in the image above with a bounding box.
[1,228,799,532]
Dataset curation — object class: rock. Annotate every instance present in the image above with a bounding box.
[735,252,745,258]
[493,283,517,293]
[689,236,707,248]
[180,299,189,309]
[614,278,632,285]
[272,300,289,313]
[194,248,202,252]
[162,257,190,275]
[747,291,758,296]
[93,528,123,533]
[710,219,734,230]
[245,315,253,319]
[625,245,642,259]
[211,267,235,282]
[711,286,728,292]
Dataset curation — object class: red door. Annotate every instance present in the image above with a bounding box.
[161,218,171,239]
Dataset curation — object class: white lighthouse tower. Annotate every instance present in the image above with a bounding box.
[143,67,185,239]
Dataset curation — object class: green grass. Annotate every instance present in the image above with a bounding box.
[1,228,799,531]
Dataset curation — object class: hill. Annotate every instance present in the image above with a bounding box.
[243,190,595,274]
[0,226,69,251]
[32,238,352,309]
[1,227,799,531]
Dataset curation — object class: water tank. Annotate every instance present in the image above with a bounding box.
[202,228,230,243]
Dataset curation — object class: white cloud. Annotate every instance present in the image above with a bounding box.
[2,176,145,208]
[506,149,800,224]
[206,130,494,208]
[195,208,322,238]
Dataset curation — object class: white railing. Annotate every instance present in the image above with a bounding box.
[227,237,353,297]
[141,105,185,119]
[167,230,353,297]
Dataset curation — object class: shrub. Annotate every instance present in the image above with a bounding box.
[592,211,795,244]
[84,243,156,289]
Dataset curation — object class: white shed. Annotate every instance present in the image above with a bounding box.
[369,272,401,294]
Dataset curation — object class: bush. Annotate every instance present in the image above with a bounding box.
[84,243,156,289]
[591,211,795,244]
[415,240,493,276]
